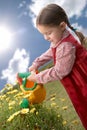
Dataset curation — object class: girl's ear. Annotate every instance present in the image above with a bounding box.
[60,22,66,31]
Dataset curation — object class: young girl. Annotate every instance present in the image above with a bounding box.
[28,4,87,129]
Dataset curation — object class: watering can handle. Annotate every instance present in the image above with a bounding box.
[17,72,38,91]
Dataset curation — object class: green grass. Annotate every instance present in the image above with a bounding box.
[0,80,85,130]
[45,81,84,130]
[0,84,70,130]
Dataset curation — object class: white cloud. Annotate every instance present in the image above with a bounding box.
[1,49,30,84]
[85,10,87,17]
[71,23,87,35]
[18,1,26,9]
[18,11,28,18]
[18,1,28,18]
[29,0,87,26]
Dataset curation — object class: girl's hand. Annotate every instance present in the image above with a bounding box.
[28,65,36,72]
[27,71,36,82]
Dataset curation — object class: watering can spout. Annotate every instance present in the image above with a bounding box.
[18,72,31,78]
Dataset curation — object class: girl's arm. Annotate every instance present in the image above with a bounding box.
[34,42,76,84]
[29,48,53,71]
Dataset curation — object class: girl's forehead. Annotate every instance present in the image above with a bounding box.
[37,25,57,34]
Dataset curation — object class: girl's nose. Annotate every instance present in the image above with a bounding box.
[44,35,50,41]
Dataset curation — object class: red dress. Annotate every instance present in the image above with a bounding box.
[53,34,87,129]
[33,31,87,129]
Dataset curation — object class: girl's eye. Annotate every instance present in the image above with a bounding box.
[47,32,52,35]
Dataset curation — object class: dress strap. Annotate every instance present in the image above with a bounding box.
[51,47,56,64]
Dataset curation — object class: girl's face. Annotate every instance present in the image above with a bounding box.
[37,22,66,44]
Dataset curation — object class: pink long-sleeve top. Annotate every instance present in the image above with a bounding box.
[32,30,76,84]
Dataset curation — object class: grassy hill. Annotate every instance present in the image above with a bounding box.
[0,62,85,130]
[0,82,84,130]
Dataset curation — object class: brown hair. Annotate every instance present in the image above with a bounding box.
[36,4,85,44]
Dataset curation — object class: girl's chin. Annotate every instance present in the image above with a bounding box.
[52,41,58,44]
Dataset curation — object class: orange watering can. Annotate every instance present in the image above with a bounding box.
[17,72,46,108]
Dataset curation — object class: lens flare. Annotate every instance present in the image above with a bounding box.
[0,26,13,52]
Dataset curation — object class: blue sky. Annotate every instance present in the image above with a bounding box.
[0,0,87,90]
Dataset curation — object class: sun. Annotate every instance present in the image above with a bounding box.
[0,26,13,53]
